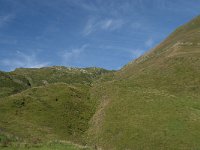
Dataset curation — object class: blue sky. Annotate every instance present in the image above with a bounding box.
[0,0,200,71]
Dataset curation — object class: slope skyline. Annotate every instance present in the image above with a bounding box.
[0,0,200,71]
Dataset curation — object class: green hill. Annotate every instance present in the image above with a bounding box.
[0,67,112,149]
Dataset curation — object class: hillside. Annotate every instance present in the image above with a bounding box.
[0,67,113,149]
[87,15,200,149]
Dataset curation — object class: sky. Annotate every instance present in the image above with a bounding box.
[0,0,200,71]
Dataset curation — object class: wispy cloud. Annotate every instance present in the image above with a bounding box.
[83,18,96,36]
[83,18,125,36]
[1,51,49,71]
[145,38,154,48]
[101,19,124,30]
[0,14,14,28]
[95,44,145,59]
[129,49,145,58]
[62,44,88,64]
[70,0,98,11]
[131,22,142,29]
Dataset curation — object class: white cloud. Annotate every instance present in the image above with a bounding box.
[101,19,113,29]
[62,44,88,63]
[0,14,14,28]
[93,44,145,59]
[1,51,49,71]
[131,22,142,29]
[73,1,98,11]
[101,19,124,30]
[145,38,154,47]
[83,18,125,36]
[96,44,145,59]
[129,49,145,58]
[83,18,96,36]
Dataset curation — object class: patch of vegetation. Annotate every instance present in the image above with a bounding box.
[0,83,98,147]
[0,66,114,149]
[0,139,90,150]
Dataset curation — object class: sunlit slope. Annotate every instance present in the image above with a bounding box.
[0,83,96,145]
[88,15,200,149]
[0,67,113,149]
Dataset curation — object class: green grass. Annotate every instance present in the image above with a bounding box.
[0,67,113,149]
[0,133,90,150]
[0,142,90,150]
[0,83,98,145]
[89,82,200,149]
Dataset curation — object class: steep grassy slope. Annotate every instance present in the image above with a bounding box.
[88,15,200,149]
[0,83,94,140]
[0,83,95,149]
